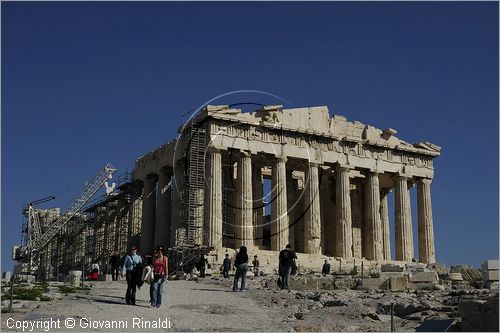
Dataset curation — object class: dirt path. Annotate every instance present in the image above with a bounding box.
[2,279,287,332]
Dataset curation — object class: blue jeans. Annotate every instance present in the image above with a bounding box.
[233,263,248,291]
[279,265,291,290]
[150,277,165,306]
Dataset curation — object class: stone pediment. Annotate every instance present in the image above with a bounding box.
[202,105,440,156]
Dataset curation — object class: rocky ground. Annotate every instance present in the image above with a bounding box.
[203,274,498,332]
[1,274,498,332]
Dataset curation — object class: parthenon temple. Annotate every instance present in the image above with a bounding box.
[35,105,441,278]
[134,105,440,263]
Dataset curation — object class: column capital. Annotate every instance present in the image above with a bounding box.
[335,163,354,171]
[363,169,381,177]
[395,165,413,178]
[237,149,253,157]
[307,161,321,168]
[274,155,288,163]
[206,146,221,154]
[393,173,410,181]
[417,177,433,185]
[207,142,227,151]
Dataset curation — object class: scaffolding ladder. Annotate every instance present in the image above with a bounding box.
[185,123,206,245]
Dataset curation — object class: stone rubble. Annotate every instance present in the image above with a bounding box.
[205,267,498,332]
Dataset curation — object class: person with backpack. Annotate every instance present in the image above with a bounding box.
[278,244,297,291]
[150,246,168,308]
[122,246,142,305]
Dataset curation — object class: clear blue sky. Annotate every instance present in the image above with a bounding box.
[2,2,498,272]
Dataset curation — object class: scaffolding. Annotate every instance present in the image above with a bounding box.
[84,171,133,273]
[183,122,207,246]
[167,245,211,277]
[29,164,116,254]
[21,170,133,280]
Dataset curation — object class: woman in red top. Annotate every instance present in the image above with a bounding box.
[89,261,100,281]
[150,246,168,308]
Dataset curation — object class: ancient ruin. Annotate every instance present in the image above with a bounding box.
[134,105,440,263]
[24,105,441,279]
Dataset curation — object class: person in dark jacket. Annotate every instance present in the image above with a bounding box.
[109,251,120,281]
[222,254,231,278]
[322,259,331,276]
[122,246,142,305]
[196,254,208,278]
[278,244,297,290]
[232,246,248,292]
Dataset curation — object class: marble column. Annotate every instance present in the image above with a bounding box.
[394,175,414,262]
[271,157,288,251]
[335,165,353,257]
[127,182,142,249]
[304,162,322,254]
[364,172,383,260]
[286,169,296,248]
[204,148,223,248]
[380,189,391,260]
[155,169,171,248]
[252,163,264,248]
[140,174,157,254]
[417,178,436,263]
[235,152,253,248]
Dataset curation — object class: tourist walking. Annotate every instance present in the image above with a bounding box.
[222,254,231,278]
[122,246,142,305]
[252,255,260,277]
[322,259,331,276]
[196,254,208,278]
[232,246,248,292]
[150,246,168,308]
[109,251,120,281]
[278,244,296,290]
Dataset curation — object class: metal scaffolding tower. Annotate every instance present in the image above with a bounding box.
[184,123,207,246]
